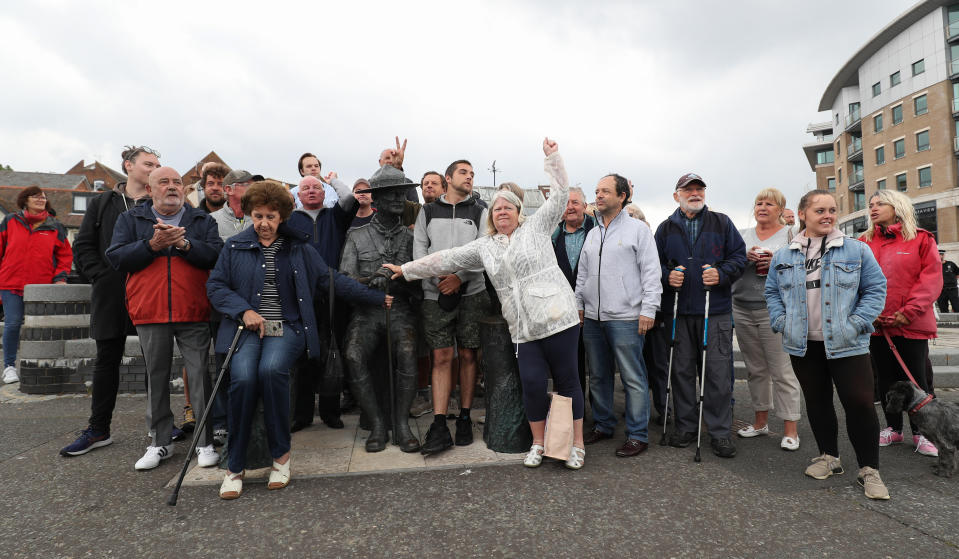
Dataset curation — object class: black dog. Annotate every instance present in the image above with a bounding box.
[885,381,959,477]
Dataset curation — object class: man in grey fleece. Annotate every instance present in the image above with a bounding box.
[413,159,490,455]
[575,173,662,457]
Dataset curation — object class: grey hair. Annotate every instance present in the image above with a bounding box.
[568,187,585,200]
[487,190,526,235]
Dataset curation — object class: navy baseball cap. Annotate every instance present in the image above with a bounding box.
[675,173,706,190]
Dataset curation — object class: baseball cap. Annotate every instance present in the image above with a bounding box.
[675,173,706,190]
[224,169,264,185]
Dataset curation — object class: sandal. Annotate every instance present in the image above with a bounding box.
[780,436,800,451]
[524,444,545,468]
[268,458,291,490]
[565,446,586,470]
[219,471,244,500]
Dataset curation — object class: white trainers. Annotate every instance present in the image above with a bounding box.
[134,445,173,471]
[196,445,219,467]
[2,366,18,384]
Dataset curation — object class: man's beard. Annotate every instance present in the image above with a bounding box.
[680,200,704,214]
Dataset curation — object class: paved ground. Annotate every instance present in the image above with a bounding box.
[2,379,958,557]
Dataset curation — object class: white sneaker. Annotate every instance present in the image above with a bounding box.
[2,366,18,384]
[196,444,219,467]
[134,445,173,471]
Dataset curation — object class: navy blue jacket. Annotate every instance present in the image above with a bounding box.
[654,206,746,315]
[285,205,354,271]
[551,216,596,287]
[206,223,384,358]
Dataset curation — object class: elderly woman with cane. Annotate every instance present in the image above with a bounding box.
[384,138,588,469]
[860,189,942,457]
[765,189,889,500]
[207,181,391,499]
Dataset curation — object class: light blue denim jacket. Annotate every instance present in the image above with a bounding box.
[764,232,886,359]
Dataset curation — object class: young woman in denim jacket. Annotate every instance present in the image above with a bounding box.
[764,190,890,500]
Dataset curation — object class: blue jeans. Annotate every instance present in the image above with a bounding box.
[583,319,650,442]
[227,327,305,473]
[1,290,24,368]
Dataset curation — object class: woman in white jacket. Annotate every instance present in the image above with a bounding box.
[384,138,586,469]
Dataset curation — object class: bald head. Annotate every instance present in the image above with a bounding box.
[147,167,185,216]
[378,149,393,167]
[298,175,326,210]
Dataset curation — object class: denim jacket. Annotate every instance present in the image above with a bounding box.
[764,232,886,359]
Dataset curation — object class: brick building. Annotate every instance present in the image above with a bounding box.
[0,170,95,237]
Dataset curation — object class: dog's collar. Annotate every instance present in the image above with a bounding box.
[908,394,935,416]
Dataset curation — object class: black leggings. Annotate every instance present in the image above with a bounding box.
[517,325,584,422]
[790,341,879,469]
[870,336,929,434]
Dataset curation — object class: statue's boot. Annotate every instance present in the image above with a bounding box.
[349,371,388,452]
[393,371,421,453]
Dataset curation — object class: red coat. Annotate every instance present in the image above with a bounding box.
[862,223,940,339]
[0,212,72,295]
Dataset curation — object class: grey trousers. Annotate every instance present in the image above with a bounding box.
[732,304,801,421]
[138,322,212,447]
[670,313,733,439]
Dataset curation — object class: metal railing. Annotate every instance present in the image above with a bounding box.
[951,59,959,77]
[954,137,959,152]
[947,21,959,41]
[844,109,862,129]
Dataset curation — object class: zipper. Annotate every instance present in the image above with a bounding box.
[167,253,173,322]
[597,219,606,321]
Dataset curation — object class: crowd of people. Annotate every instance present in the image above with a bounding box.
[0,138,945,502]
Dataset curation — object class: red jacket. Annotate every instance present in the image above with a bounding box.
[0,212,72,295]
[862,223,940,339]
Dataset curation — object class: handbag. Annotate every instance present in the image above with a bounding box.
[318,267,344,398]
[543,393,574,460]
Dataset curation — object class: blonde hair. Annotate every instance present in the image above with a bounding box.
[754,187,787,225]
[625,203,648,224]
[861,189,917,241]
[486,190,526,235]
[497,182,524,202]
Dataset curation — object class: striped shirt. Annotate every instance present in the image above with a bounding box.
[258,238,285,320]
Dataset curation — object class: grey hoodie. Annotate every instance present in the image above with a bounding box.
[412,193,488,301]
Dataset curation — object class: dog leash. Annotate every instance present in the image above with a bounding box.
[880,326,934,414]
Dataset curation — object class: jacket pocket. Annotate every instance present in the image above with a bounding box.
[528,283,565,323]
[834,262,861,288]
[357,248,379,279]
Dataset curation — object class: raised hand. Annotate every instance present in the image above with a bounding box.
[543,137,558,156]
[391,136,407,168]
[324,171,338,183]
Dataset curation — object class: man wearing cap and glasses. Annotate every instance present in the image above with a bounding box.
[654,173,746,458]
[210,170,261,240]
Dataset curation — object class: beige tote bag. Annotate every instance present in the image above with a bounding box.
[543,393,574,460]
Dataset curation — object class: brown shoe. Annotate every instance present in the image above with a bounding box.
[615,439,649,457]
[583,429,614,445]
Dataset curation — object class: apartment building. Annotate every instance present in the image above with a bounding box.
[804,0,959,253]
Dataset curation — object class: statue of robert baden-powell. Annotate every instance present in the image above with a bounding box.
[339,166,423,452]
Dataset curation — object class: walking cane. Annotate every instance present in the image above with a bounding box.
[385,280,396,445]
[694,266,713,463]
[168,325,244,506]
[660,288,680,446]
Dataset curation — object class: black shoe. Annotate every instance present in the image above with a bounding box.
[668,431,696,448]
[421,422,453,455]
[711,437,737,458]
[171,426,187,442]
[291,420,313,433]
[455,416,473,446]
[320,414,344,429]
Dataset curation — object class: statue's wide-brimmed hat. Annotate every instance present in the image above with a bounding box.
[356,165,418,194]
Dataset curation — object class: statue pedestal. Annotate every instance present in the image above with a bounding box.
[479,316,532,453]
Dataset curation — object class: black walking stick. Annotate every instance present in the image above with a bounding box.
[168,325,244,506]
[660,289,680,446]
[384,280,396,445]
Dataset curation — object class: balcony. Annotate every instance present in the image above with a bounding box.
[844,109,862,132]
[954,98,959,118]
[846,139,863,162]
[954,136,959,154]
[951,60,959,80]
[948,20,959,43]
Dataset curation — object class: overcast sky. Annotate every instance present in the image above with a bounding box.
[0,0,915,227]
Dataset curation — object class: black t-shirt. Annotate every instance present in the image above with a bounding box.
[350,213,374,229]
[943,260,959,288]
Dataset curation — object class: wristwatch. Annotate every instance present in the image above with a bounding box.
[176,239,191,252]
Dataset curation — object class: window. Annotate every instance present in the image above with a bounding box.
[872,82,881,97]
[852,162,864,184]
[72,194,89,213]
[914,94,927,116]
[838,169,843,184]
[816,150,834,165]
[854,191,866,212]
[874,113,883,132]
[919,166,932,188]
[917,130,930,152]
[835,140,841,157]
[827,177,836,191]
[894,138,905,159]
[875,146,885,165]
[896,173,907,192]
[890,71,901,86]
[877,179,886,190]
[835,113,840,125]
[849,102,860,122]
[892,104,903,125]
[915,201,938,240]
[912,59,925,76]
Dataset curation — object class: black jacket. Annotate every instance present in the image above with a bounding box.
[552,216,595,287]
[73,185,140,340]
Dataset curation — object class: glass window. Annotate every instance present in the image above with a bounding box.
[816,150,834,165]
[849,102,860,121]
[827,177,836,191]
[872,82,881,97]
[915,201,938,240]
[838,169,843,184]
[852,163,863,183]
[892,104,903,124]
[835,141,841,156]
[875,146,885,165]
[914,94,927,116]
[917,130,930,152]
[896,173,907,192]
[919,166,932,187]
[912,59,925,76]
[72,195,88,213]
[877,179,886,190]
[894,139,905,159]
[890,71,901,86]
[854,191,866,211]
[852,216,868,236]
[874,113,883,132]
